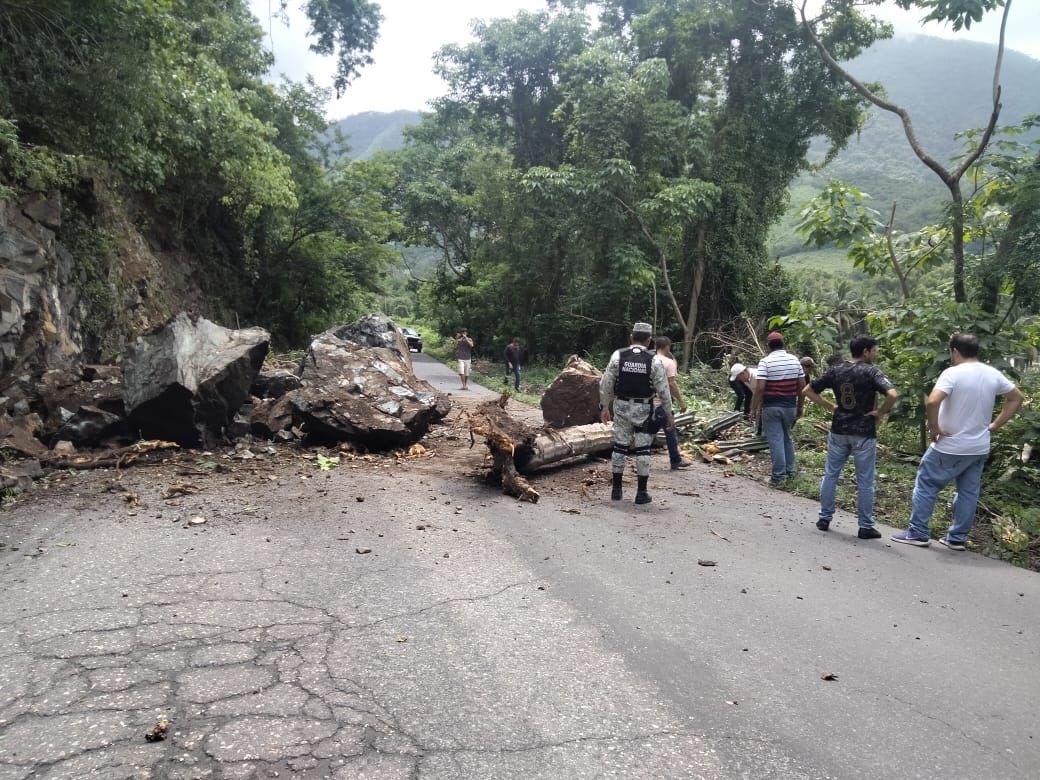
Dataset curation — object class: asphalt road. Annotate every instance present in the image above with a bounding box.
[0,355,1037,778]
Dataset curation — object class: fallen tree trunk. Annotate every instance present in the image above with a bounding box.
[470,395,614,502]
[469,396,541,502]
[519,423,614,472]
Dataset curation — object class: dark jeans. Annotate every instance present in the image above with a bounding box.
[653,405,682,465]
[504,364,520,391]
[730,380,752,415]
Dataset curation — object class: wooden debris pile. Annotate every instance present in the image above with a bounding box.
[687,411,768,466]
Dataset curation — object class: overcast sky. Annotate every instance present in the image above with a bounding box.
[247,0,1040,120]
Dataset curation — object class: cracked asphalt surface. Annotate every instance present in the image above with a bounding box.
[0,352,1037,778]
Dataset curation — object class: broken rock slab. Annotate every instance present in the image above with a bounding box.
[292,332,450,449]
[122,313,269,446]
[331,313,412,365]
[0,459,43,493]
[250,395,294,440]
[0,412,48,457]
[540,355,603,428]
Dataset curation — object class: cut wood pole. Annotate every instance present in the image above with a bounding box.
[719,438,769,459]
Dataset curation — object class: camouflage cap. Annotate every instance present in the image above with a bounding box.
[631,322,653,335]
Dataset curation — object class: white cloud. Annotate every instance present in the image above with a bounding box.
[249,0,548,119]
[871,1,1040,60]
[248,0,1039,120]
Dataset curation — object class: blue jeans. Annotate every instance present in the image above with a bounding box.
[653,405,682,465]
[508,364,521,390]
[819,433,877,528]
[761,405,797,483]
[907,448,988,542]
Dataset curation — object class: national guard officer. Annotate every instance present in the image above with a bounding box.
[599,322,673,504]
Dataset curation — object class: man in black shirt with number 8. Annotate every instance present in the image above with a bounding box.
[802,336,899,539]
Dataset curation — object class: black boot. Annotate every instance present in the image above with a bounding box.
[634,475,651,505]
[610,472,623,501]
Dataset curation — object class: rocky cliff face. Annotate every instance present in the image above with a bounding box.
[0,177,209,390]
[0,192,82,379]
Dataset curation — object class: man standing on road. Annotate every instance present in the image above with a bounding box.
[751,331,805,486]
[654,336,692,470]
[600,322,673,504]
[504,336,523,392]
[455,328,474,390]
[891,332,1024,550]
[802,336,899,539]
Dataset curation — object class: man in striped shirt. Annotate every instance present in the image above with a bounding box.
[750,332,806,485]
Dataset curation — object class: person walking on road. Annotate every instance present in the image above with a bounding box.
[750,331,805,486]
[600,322,673,504]
[891,332,1024,550]
[455,328,474,390]
[654,336,692,470]
[802,336,899,539]
[504,336,523,392]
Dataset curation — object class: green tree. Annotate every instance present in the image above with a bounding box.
[798,0,1015,303]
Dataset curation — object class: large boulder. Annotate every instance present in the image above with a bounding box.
[291,331,450,449]
[331,314,412,365]
[540,355,603,428]
[122,313,269,445]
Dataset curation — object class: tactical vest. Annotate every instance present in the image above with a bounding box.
[614,346,654,399]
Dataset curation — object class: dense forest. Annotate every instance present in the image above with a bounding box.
[1,1,1037,385]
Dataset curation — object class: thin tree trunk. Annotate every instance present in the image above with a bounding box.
[885,202,912,302]
[799,0,1010,306]
[681,227,707,370]
[949,183,967,302]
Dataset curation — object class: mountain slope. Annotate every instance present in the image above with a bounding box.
[326,110,422,159]
[773,34,1040,261]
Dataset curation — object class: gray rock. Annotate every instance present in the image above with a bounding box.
[292,331,450,449]
[122,313,269,445]
[49,405,124,448]
[250,395,294,439]
[331,314,412,365]
[21,194,62,231]
[250,369,302,399]
[0,459,43,494]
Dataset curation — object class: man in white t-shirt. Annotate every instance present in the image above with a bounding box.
[892,333,1024,550]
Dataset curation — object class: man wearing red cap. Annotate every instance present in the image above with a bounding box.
[751,331,806,485]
